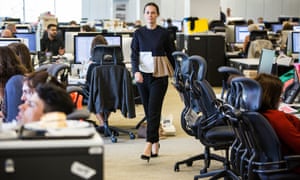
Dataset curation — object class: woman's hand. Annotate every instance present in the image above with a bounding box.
[134,72,143,83]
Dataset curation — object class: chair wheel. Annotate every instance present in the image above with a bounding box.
[186,161,193,167]
[129,133,135,139]
[174,164,180,172]
[111,136,118,143]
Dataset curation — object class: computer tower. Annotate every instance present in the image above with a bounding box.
[0,134,103,180]
[184,34,226,86]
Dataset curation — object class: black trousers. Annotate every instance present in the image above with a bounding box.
[137,73,168,143]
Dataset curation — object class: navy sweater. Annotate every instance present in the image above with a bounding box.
[130,26,175,74]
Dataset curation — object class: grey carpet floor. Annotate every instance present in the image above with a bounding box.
[89,83,225,180]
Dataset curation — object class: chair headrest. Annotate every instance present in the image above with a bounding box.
[188,55,207,81]
[250,30,268,41]
[218,66,244,75]
[172,51,189,61]
[231,77,262,111]
[91,45,123,65]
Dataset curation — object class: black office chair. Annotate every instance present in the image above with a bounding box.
[246,30,273,58]
[35,63,52,72]
[208,20,225,32]
[66,86,91,121]
[171,51,196,136]
[218,66,244,101]
[172,55,237,180]
[47,63,70,86]
[223,77,300,180]
[87,45,136,143]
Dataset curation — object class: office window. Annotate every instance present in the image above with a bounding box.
[0,0,23,20]
[55,0,82,22]
[0,0,81,23]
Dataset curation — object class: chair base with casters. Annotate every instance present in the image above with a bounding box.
[135,116,147,129]
[99,112,135,143]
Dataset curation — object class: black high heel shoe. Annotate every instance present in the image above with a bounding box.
[151,143,160,157]
[140,154,150,162]
[151,152,158,157]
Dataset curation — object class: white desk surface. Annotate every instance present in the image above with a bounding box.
[229,58,259,66]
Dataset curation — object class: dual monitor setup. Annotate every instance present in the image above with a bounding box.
[0,32,36,53]
[0,26,126,65]
[227,24,300,55]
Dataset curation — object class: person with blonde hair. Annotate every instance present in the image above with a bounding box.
[1,29,13,38]
[243,24,259,52]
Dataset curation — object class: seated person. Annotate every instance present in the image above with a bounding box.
[40,24,65,56]
[83,35,111,129]
[0,46,27,122]
[279,22,294,51]
[243,24,259,53]
[6,23,17,36]
[20,71,65,102]
[84,35,108,93]
[1,29,13,38]
[255,73,300,173]
[8,43,34,73]
[17,82,74,125]
[80,24,95,32]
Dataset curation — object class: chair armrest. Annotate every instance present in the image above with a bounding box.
[67,109,90,120]
[67,86,84,94]
[284,155,300,170]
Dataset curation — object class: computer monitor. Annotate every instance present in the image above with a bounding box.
[172,20,183,32]
[65,31,78,54]
[234,25,249,43]
[15,32,36,52]
[0,38,22,46]
[292,31,300,54]
[257,49,276,74]
[293,25,300,32]
[74,33,122,64]
[271,24,282,33]
[279,17,300,24]
[58,25,81,41]
[16,28,30,33]
[257,23,265,30]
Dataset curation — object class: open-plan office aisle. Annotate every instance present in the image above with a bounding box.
[91,82,224,180]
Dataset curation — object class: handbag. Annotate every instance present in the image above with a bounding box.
[137,122,147,138]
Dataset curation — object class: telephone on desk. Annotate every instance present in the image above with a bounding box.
[282,63,300,104]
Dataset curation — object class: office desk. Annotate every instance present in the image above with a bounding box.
[229,58,259,71]
[226,51,243,59]
[0,133,103,180]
